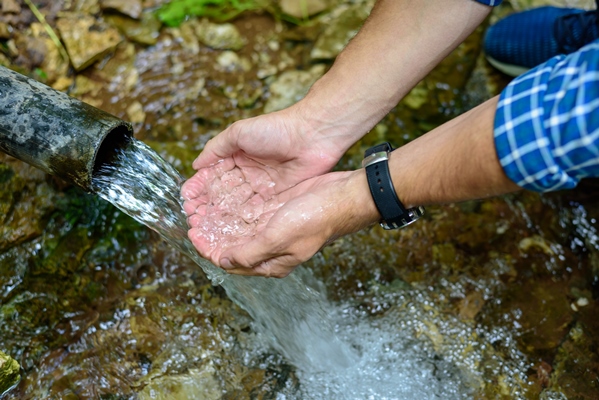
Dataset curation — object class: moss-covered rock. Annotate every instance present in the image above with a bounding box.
[0,350,20,395]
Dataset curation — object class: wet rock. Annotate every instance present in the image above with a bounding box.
[194,19,245,51]
[547,322,599,398]
[56,13,122,71]
[496,278,573,352]
[311,4,371,59]
[279,0,330,19]
[519,235,560,256]
[264,64,326,113]
[32,226,95,276]
[100,0,143,19]
[0,350,19,395]
[95,42,139,94]
[215,51,251,72]
[458,291,485,320]
[174,21,200,55]
[51,76,74,91]
[67,0,100,14]
[27,23,70,85]
[130,315,166,354]
[0,22,11,39]
[105,12,162,46]
[138,365,221,400]
[403,81,430,110]
[0,156,56,252]
[127,101,146,124]
[13,33,46,70]
[72,75,102,97]
[257,64,277,79]
[1,0,20,14]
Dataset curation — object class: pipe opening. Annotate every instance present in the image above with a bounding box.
[92,123,133,178]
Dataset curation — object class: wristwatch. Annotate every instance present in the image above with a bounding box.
[362,142,424,230]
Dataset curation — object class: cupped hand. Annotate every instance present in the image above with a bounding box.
[190,105,347,197]
[182,161,379,278]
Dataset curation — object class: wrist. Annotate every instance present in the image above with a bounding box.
[293,73,395,157]
[345,169,382,230]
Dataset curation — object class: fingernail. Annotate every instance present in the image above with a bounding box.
[220,258,233,269]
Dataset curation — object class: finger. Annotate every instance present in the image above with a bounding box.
[252,258,296,278]
[188,228,218,261]
[181,176,206,200]
[209,157,236,177]
[187,213,206,228]
[192,125,242,170]
[219,232,279,270]
[183,197,207,216]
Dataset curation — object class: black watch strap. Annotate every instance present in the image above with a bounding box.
[362,142,424,230]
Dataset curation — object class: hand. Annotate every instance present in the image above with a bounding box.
[190,105,347,198]
[182,163,378,278]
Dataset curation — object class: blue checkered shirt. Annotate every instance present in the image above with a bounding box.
[494,40,599,192]
[474,0,503,5]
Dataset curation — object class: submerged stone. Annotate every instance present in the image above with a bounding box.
[194,19,245,51]
[138,366,221,400]
[0,350,19,396]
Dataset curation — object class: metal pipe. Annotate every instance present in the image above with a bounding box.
[0,66,132,191]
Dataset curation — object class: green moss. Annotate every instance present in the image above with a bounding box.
[157,0,266,26]
[0,350,19,396]
[0,164,14,184]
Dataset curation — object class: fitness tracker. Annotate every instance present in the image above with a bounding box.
[362,142,424,230]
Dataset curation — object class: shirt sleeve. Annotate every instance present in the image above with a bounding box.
[473,0,503,5]
[493,39,599,192]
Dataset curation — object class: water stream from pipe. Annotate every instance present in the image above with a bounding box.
[92,138,527,398]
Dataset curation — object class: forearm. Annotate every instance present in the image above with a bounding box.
[297,0,493,155]
[352,96,521,228]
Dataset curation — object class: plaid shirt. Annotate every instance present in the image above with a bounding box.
[474,0,503,5]
[494,40,599,192]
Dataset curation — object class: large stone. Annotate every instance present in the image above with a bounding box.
[264,64,326,113]
[279,0,330,19]
[0,350,19,395]
[194,19,245,51]
[0,155,56,252]
[105,12,161,45]
[138,366,221,400]
[1,0,20,14]
[311,4,370,59]
[67,0,100,14]
[56,13,122,71]
[100,0,143,19]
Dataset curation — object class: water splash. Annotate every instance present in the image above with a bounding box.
[91,138,530,398]
[92,138,355,372]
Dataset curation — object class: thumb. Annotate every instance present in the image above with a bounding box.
[193,125,241,170]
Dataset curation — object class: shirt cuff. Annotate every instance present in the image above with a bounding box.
[493,40,599,192]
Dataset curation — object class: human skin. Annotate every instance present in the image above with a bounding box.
[182,97,521,277]
[190,0,494,193]
[181,0,519,277]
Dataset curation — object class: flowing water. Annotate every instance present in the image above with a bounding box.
[92,138,530,398]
